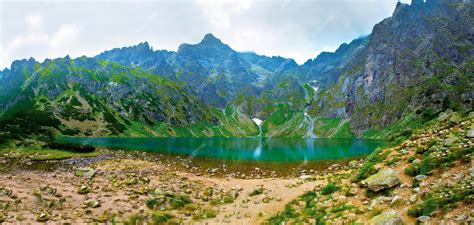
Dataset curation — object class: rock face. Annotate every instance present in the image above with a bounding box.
[97,33,298,109]
[369,210,403,225]
[312,0,474,134]
[362,168,400,192]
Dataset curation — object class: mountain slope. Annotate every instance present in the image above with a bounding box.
[268,110,474,224]
[0,57,258,141]
[311,0,474,136]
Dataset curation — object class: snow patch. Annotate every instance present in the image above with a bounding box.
[252,118,262,126]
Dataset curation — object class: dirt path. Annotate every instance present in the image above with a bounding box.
[181,174,325,224]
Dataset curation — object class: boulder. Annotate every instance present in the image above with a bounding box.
[36,213,49,222]
[362,169,400,192]
[369,210,403,225]
[248,186,264,196]
[74,167,96,179]
[0,212,5,222]
[467,129,474,138]
[349,160,358,169]
[77,185,90,194]
[84,199,101,208]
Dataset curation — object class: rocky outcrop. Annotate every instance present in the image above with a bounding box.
[362,168,400,192]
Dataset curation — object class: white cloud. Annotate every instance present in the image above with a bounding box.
[25,14,43,28]
[50,24,79,48]
[1,0,405,68]
[196,0,253,29]
[2,19,80,67]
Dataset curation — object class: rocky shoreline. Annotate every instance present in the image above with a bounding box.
[0,148,362,224]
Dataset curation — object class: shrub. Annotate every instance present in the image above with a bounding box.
[404,165,420,177]
[321,183,338,195]
[151,212,173,223]
[267,204,298,224]
[301,191,317,207]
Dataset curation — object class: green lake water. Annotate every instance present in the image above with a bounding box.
[56,137,384,162]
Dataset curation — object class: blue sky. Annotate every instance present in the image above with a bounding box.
[0,0,410,68]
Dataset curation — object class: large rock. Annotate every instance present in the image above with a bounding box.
[467,130,474,138]
[74,167,96,179]
[362,168,400,192]
[369,210,403,225]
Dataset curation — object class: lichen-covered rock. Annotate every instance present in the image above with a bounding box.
[467,129,474,138]
[74,167,96,179]
[84,199,101,208]
[0,212,6,222]
[248,186,264,196]
[77,185,90,194]
[36,213,49,222]
[369,210,403,225]
[362,168,400,192]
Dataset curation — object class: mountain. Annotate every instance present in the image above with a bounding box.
[97,33,298,109]
[0,56,258,141]
[0,0,472,141]
[96,42,176,79]
[300,36,369,87]
[310,0,474,137]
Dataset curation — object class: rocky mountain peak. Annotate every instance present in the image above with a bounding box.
[200,33,222,45]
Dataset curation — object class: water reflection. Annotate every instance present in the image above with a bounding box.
[56,137,384,162]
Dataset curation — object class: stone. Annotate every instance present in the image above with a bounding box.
[415,175,428,181]
[409,194,418,203]
[208,168,219,174]
[444,134,459,146]
[78,185,90,194]
[248,186,264,196]
[412,159,421,164]
[299,175,314,180]
[469,167,474,177]
[0,212,5,222]
[235,185,243,191]
[417,216,430,222]
[74,167,96,179]
[467,130,474,138]
[390,195,403,205]
[36,213,50,222]
[362,169,400,192]
[369,210,403,225]
[349,160,358,169]
[84,199,101,208]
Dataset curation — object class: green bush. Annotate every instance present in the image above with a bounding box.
[321,183,338,195]
[404,165,420,177]
[150,212,173,223]
[267,204,298,224]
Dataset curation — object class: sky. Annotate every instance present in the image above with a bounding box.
[0,0,410,68]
